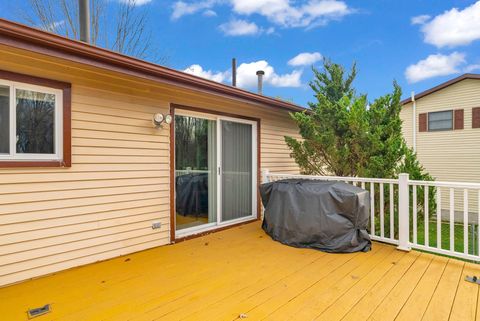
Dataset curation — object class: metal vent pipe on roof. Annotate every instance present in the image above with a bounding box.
[79,0,91,43]
[256,70,265,95]
[232,58,237,87]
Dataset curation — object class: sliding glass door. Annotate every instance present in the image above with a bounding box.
[174,111,257,236]
[175,114,217,231]
[220,120,253,222]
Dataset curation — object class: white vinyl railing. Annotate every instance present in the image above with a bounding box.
[263,169,480,262]
[407,179,480,261]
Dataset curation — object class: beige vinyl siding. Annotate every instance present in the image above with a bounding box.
[400,102,414,148]
[400,79,480,213]
[0,46,299,287]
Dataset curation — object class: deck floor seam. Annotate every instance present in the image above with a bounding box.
[314,249,407,321]
[159,250,332,320]
[446,262,466,321]
[408,256,448,321]
[310,247,400,321]
[258,253,366,320]
[177,252,332,320]
[337,250,417,321]
[374,253,434,321]
[240,250,365,321]
[340,251,421,321]
[395,255,449,321]
[260,246,394,321]
[139,237,333,319]
[390,254,436,321]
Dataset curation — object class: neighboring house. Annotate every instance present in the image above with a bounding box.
[400,74,480,217]
[0,19,302,287]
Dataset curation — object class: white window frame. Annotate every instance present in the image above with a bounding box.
[0,79,63,161]
[427,110,453,132]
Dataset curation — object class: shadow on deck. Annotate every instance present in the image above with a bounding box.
[1,222,479,320]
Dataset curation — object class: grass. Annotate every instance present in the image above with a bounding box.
[375,214,478,257]
[415,220,478,255]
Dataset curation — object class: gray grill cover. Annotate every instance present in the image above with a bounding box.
[260,179,371,253]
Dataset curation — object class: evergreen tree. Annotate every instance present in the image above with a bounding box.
[285,59,431,182]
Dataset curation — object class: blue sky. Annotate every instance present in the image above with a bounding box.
[1,0,480,107]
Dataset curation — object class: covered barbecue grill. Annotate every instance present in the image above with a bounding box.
[260,179,371,253]
[175,173,209,217]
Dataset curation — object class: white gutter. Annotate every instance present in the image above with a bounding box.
[411,91,416,152]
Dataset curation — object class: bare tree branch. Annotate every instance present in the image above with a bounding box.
[20,0,165,62]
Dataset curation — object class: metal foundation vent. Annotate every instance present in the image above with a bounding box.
[27,304,51,318]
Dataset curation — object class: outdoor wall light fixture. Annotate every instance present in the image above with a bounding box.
[152,113,172,128]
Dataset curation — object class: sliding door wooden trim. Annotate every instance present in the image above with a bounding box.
[169,103,261,243]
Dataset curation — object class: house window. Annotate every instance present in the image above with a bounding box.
[428,110,453,131]
[0,71,71,167]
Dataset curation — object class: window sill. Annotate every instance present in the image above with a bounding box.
[0,160,70,168]
[426,129,453,132]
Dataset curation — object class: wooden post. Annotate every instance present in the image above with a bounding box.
[397,173,411,251]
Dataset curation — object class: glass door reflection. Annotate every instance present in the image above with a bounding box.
[175,114,217,231]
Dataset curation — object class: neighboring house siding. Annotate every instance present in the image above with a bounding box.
[0,46,299,286]
[400,79,480,214]
[400,102,414,148]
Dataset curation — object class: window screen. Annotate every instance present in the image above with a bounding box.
[428,110,452,131]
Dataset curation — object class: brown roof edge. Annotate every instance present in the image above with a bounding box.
[401,73,480,105]
[0,18,305,112]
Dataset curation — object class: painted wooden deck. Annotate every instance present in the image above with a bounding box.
[1,222,480,321]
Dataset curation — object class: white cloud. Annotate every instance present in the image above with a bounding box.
[464,64,480,73]
[172,0,353,29]
[288,52,322,66]
[270,70,303,87]
[230,0,353,28]
[218,19,275,36]
[231,0,291,16]
[43,20,65,32]
[219,19,261,36]
[183,64,228,83]
[236,60,302,88]
[405,52,466,83]
[203,9,217,17]
[411,14,430,25]
[171,0,218,20]
[118,0,153,5]
[183,60,302,88]
[265,27,275,35]
[420,1,480,47]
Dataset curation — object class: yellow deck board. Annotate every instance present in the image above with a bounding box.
[367,252,434,321]
[422,258,465,321]
[224,248,375,321]
[314,248,407,321]
[177,248,340,321]
[341,250,421,321]
[260,246,394,321]
[1,222,479,321]
[395,255,449,321]
[449,262,480,321]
